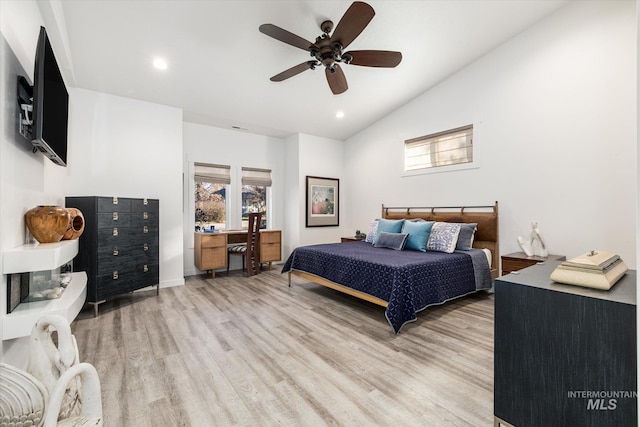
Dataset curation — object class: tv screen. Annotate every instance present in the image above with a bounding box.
[32,26,69,167]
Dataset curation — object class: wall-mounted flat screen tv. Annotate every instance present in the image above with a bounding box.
[31,26,69,167]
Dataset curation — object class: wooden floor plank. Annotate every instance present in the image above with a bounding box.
[71,268,495,426]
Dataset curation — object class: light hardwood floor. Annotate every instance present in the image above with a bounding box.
[71,268,495,427]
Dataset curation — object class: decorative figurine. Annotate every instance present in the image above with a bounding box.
[530,221,548,257]
[517,221,548,257]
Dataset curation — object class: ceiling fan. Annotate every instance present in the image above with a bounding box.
[259,1,402,95]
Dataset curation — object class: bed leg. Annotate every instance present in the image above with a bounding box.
[288,271,291,287]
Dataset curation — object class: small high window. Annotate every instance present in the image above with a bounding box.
[404,125,473,172]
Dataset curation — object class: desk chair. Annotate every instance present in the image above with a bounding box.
[227,213,262,276]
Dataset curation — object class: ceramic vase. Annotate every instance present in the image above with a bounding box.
[25,205,70,243]
[62,208,85,240]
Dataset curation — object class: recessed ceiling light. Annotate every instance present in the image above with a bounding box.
[336,111,345,119]
[153,57,168,70]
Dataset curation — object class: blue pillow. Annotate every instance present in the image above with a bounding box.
[374,231,409,250]
[373,219,405,244]
[402,220,434,252]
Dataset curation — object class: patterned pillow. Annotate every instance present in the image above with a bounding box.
[402,220,434,252]
[427,222,461,253]
[374,231,409,250]
[455,223,477,250]
[373,219,405,244]
[365,220,379,244]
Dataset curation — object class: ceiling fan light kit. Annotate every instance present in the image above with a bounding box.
[259,1,402,95]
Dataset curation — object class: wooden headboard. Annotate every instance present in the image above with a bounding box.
[381,202,500,279]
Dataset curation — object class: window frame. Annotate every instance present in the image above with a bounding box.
[193,162,231,231]
[240,167,272,230]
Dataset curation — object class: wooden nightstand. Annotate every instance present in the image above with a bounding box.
[341,236,365,242]
[501,252,566,275]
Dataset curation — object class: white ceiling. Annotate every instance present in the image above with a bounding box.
[54,0,568,140]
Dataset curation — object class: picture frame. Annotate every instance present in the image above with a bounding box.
[306,176,339,227]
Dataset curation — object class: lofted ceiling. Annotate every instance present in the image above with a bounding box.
[52,0,568,140]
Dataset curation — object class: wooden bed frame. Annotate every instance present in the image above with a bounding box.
[288,202,500,308]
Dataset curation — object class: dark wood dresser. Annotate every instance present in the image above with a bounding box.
[66,196,159,315]
[494,261,637,426]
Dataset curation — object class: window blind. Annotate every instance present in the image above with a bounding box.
[242,167,272,186]
[194,163,231,184]
[405,125,473,171]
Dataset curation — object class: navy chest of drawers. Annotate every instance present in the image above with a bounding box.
[66,196,159,315]
[494,261,636,427]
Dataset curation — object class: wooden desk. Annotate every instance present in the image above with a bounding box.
[194,230,281,277]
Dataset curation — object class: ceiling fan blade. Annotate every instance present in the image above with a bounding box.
[325,64,348,95]
[259,24,316,51]
[270,61,315,82]
[331,1,375,50]
[346,50,402,67]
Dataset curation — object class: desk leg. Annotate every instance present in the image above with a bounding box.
[268,262,272,271]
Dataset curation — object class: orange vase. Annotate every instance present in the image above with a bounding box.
[25,206,70,243]
[62,207,85,240]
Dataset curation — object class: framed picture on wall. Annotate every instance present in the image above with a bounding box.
[306,176,339,227]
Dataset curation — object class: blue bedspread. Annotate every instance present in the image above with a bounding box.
[282,241,491,334]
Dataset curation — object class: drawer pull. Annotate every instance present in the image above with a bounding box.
[113,248,119,256]
[113,197,118,205]
[143,264,149,273]
[113,212,118,221]
[143,226,148,234]
[143,243,149,251]
[143,198,148,205]
[113,228,118,236]
[143,212,148,220]
[113,271,119,280]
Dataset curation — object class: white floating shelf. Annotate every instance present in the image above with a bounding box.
[3,239,79,274]
[3,271,87,340]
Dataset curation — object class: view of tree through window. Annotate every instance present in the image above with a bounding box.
[195,181,226,231]
[241,185,266,229]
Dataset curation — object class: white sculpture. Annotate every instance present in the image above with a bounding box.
[517,222,548,257]
[28,315,81,421]
[517,236,533,257]
[529,221,548,257]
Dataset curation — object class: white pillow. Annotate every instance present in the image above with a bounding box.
[427,222,461,253]
[365,220,379,244]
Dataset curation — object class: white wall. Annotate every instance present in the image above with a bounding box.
[296,134,347,246]
[67,88,185,288]
[283,134,301,258]
[182,122,286,275]
[0,0,69,364]
[282,133,347,259]
[344,0,637,268]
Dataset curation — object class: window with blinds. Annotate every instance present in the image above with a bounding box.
[404,125,473,172]
[241,167,271,229]
[194,163,231,184]
[194,163,229,231]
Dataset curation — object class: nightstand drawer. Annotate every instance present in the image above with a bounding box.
[501,252,566,275]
